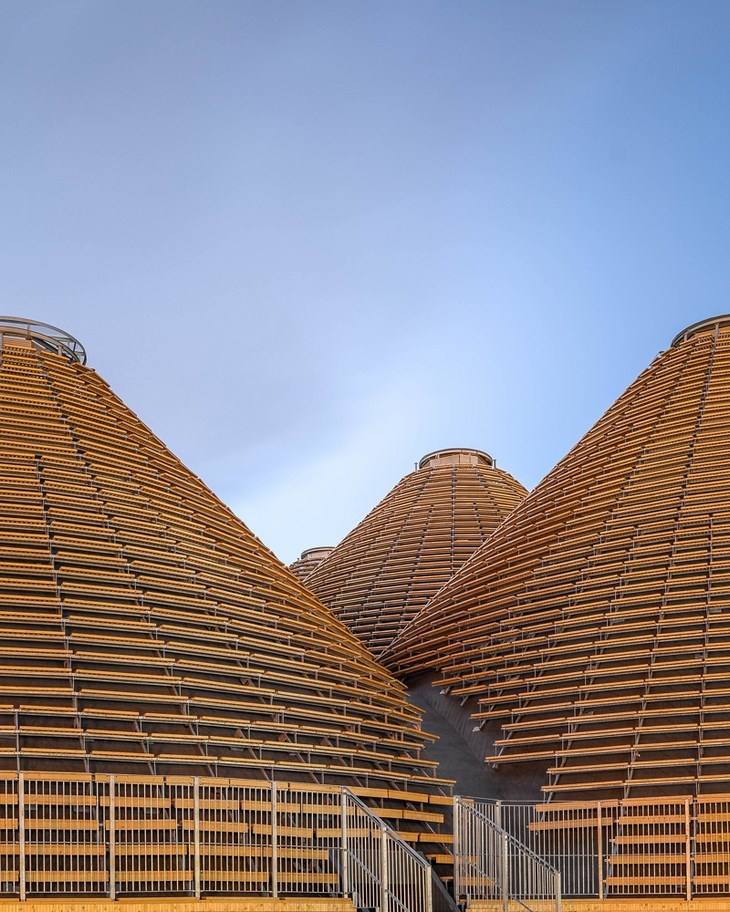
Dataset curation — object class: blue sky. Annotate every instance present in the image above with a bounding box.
[2,1,730,563]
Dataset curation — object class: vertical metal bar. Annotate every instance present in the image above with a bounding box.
[340,788,350,900]
[108,775,115,901]
[18,773,25,902]
[501,829,509,912]
[193,777,201,900]
[425,850,433,912]
[555,870,562,912]
[453,797,461,901]
[596,801,603,899]
[381,828,388,912]
[685,797,691,902]
[270,781,278,899]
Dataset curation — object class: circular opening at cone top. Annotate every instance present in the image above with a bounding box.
[0,317,86,364]
[671,315,730,349]
[299,547,335,560]
[418,448,493,469]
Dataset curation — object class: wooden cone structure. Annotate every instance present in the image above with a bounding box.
[384,316,730,802]
[306,448,526,657]
[289,546,334,581]
[0,318,450,841]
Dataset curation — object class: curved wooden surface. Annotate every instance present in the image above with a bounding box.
[289,547,334,581]
[384,319,730,802]
[0,337,449,841]
[305,450,526,658]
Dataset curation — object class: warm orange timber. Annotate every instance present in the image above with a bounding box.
[305,448,526,657]
[384,315,730,803]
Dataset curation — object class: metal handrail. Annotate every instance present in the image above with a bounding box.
[0,772,433,910]
[454,796,561,912]
[456,794,730,900]
[0,317,86,363]
[343,789,433,912]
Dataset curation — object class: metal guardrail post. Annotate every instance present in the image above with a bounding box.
[453,796,462,900]
[381,827,389,912]
[108,775,115,900]
[18,773,25,902]
[498,799,509,911]
[501,829,509,912]
[340,788,350,899]
[271,781,278,899]
[425,855,433,912]
[193,777,201,899]
[596,801,603,899]
[685,797,691,902]
[556,870,562,912]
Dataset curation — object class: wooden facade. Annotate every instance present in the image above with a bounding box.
[288,547,334,581]
[0,320,450,853]
[305,448,526,657]
[384,316,730,803]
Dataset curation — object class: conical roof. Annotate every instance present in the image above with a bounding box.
[289,546,334,581]
[384,316,730,802]
[0,318,449,827]
[306,448,527,657]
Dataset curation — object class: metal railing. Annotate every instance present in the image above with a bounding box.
[0,316,87,363]
[0,772,433,909]
[343,790,433,911]
[454,797,561,912]
[465,797,599,898]
[456,794,730,900]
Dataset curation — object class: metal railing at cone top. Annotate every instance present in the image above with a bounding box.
[0,771,434,911]
[454,797,562,912]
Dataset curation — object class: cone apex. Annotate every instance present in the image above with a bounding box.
[671,314,730,348]
[418,448,493,469]
[0,316,86,364]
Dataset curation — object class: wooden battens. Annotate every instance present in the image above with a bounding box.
[0,339,451,846]
[305,450,526,658]
[384,321,730,802]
